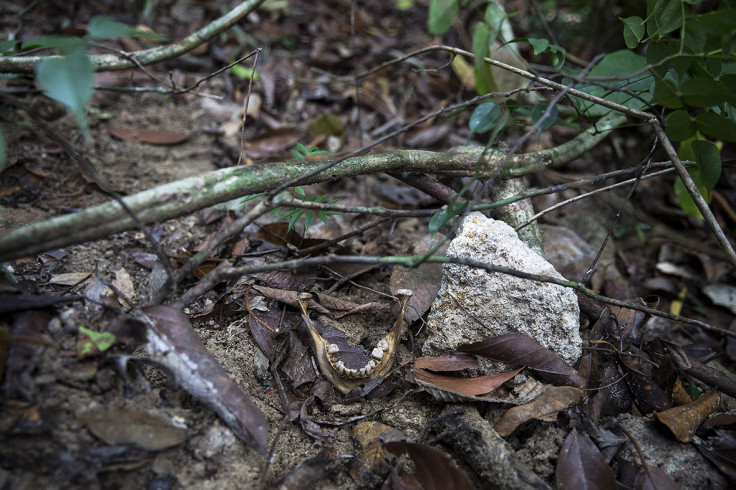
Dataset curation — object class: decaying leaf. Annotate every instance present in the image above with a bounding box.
[411,366,523,398]
[272,447,341,489]
[80,407,187,451]
[556,429,617,490]
[494,386,584,437]
[140,305,268,455]
[654,390,720,442]
[383,440,476,490]
[299,395,336,444]
[108,127,192,145]
[412,353,479,372]
[458,333,587,389]
[351,421,405,486]
[389,234,448,324]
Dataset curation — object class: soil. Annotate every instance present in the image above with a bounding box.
[1,1,735,489]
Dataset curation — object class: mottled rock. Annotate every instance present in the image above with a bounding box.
[424,212,581,364]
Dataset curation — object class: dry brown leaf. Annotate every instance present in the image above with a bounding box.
[411,367,522,397]
[494,386,584,437]
[412,353,480,372]
[108,127,192,145]
[654,390,720,442]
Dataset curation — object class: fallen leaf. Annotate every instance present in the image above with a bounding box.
[108,127,192,145]
[351,421,405,486]
[48,272,92,286]
[556,429,617,490]
[282,331,317,388]
[390,234,448,324]
[411,367,522,397]
[272,447,341,489]
[245,127,302,155]
[458,333,587,389]
[654,390,720,442]
[412,353,479,371]
[634,463,680,490]
[80,407,187,451]
[494,386,584,437]
[77,326,116,358]
[383,440,476,490]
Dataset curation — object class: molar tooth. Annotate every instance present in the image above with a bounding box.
[377,339,389,351]
[335,360,346,373]
[371,347,384,360]
[327,344,339,354]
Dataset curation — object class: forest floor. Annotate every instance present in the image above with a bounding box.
[1,1,735,488]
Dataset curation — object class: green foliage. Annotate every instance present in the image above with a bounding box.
[290,142,332,161]
[77,326,116,358]
[271,186,343,233]
[36,47,94,135]
[3,16,163,142]
[429,200,468,235]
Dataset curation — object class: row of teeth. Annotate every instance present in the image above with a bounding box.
[325,339,390,379]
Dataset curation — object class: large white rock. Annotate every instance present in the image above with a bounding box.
[424,212,582,365]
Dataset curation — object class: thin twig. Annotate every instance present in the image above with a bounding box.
[649,119,736,268]
[174,254,735,339]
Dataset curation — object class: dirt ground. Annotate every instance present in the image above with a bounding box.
[1,1,736,489]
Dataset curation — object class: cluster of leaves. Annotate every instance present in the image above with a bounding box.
[271,185,342,233]
[427,0,735,225]
[620,0,735,217]
[0,17,165,166]
[265,143,341,233]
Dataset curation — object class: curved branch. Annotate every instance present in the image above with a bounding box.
[0,114,623,262]
[0,0,265,74]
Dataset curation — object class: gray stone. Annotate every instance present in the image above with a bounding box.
[424,212,582,365]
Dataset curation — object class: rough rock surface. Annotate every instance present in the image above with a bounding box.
[424,212,582,364]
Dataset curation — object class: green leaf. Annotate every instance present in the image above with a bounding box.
[428,201,467,235]
[296,142,309,154]
[306,210,317,231]
[35,47,94,134]
[530,102,558,133]
[231,65,259,81]
[319,211,329,225]
[679,138,721,191]
[674,173,705,219]
[681,77,729,107]
[695,112,736,142]
[287,210,303,232]
[0,39,17,55]
[87,16,167,41]
[241,191,267,204]
[77,326,116,358]
[469,101,500,134]
[472,23,494,95]
[620,16,645,49]
[665,110,695,141]
[651,78,682,109]
[484,2,508,41]
[646,0,683,38]
[528,38,549,55]
[270,206,282,217]
[22,36,83,54]
[294,186,306,196]
[291,149,305,161]
[428,0,458,35]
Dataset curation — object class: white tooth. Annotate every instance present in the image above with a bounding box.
[377,339,389,350]
[335,360,346,373]
[327,344,339,354]
[371,347,384,360]
[368,360,376,369]
[359,367,367,377]
[347,368,359,377]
